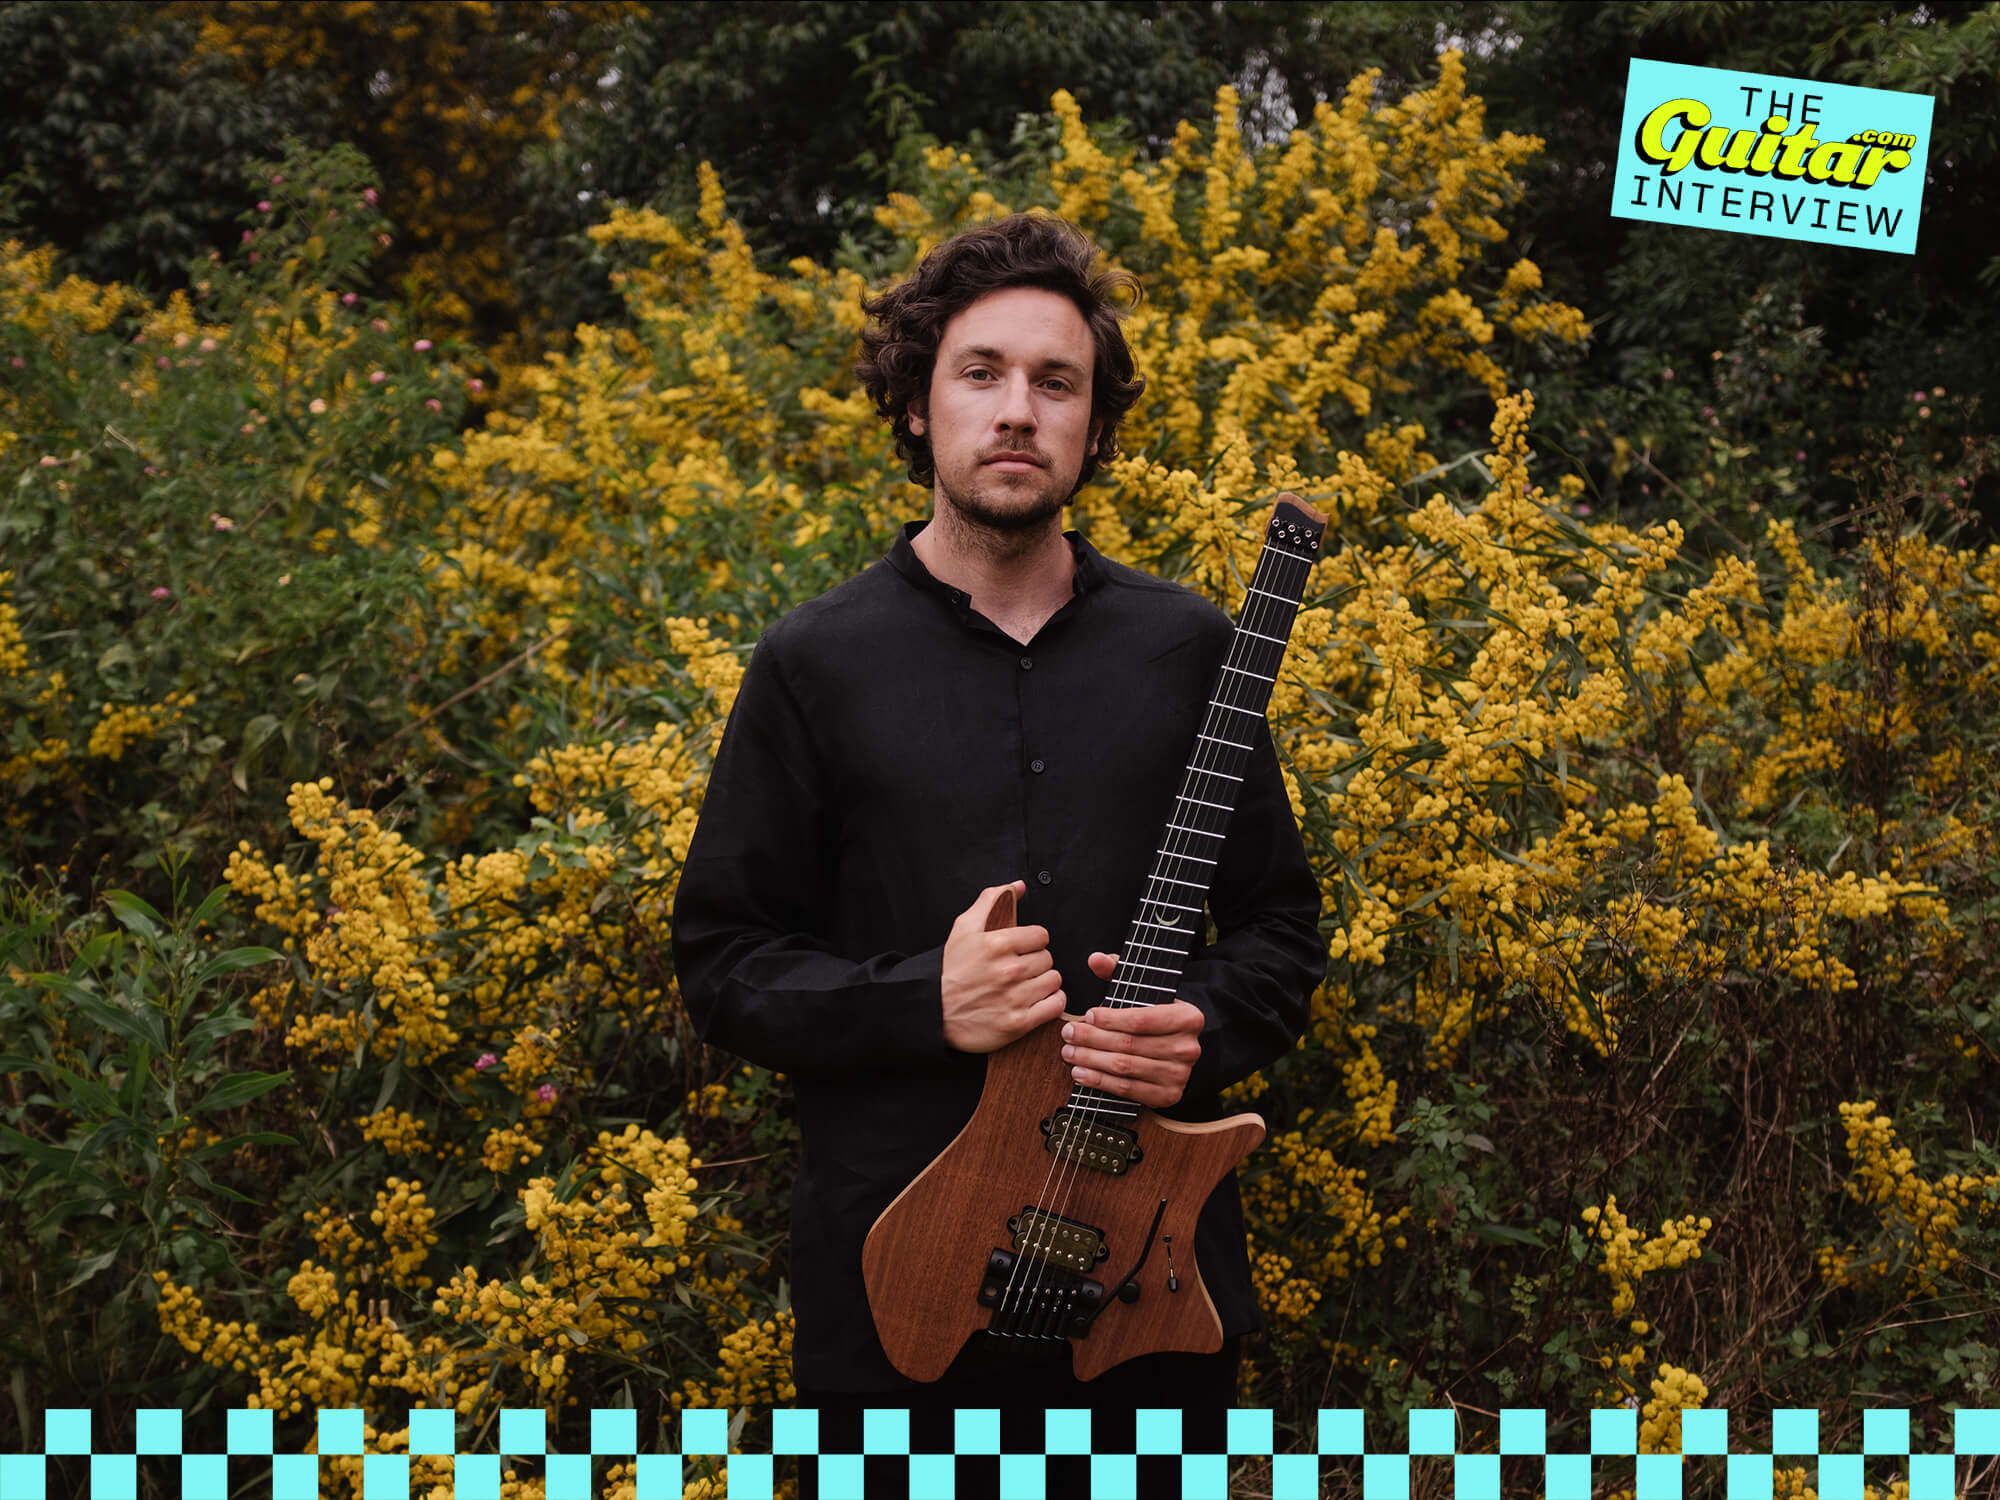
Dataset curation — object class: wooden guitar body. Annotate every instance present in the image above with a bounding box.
[863,894,1266,1383]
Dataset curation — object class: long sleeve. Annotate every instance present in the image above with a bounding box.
[669,620,956,1078]
[1168,713,1326,1109]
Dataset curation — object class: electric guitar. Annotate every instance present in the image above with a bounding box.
[861,493,1329,1382]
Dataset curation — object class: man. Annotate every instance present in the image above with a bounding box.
[670,211,1325,1498]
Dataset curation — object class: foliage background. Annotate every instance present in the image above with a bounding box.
[3,4,1998,1497]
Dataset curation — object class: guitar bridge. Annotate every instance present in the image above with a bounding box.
[976,1248,1106,1337]
[1041,1109,1142,1175]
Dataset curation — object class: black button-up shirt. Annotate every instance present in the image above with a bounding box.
[670,519,1327,1391]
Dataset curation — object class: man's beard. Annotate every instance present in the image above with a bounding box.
[936,462,1070,538]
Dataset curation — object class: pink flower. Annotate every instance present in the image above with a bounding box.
[371,318,389,333]
[10,356,25,368]
[326,210,338,222]
[151,586,171,599]
[156,356,171,369]
[1914,391,1927,402]
[537,1084,557,1103]
[1575,503,1592,515]
[144,465,157,476]
[210,513,234,532]
[414,339,432,352]
[242,229,255,244]
[475,1052,498,1072]
[38,456,57,467]
[425,398,442,412]
[258,200,272,213]
[270,173,283,184]
[369,370,386,385]
[376,233,392,249]
[363,188,379,206]
[309,398,327,414]
[1661,368,1674,380]
[468,378,484,394]
[342,292,358,306]
[248,252,259,264]
[199,337,217,353]
[1795,451,1807,462]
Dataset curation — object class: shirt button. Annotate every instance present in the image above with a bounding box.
[1030,758,1046,774]
[1019,656,1033,670]
[1037,870,1053,885]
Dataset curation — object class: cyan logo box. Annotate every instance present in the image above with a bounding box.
[1612,58,1933,254]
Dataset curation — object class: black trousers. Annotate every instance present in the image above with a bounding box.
[793,1336,1240,1500]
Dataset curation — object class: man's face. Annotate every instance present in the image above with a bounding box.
[909,285,1102,535]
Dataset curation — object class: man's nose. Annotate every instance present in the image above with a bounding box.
[995,370,1036,430]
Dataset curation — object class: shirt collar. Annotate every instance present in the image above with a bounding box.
[887,518,1107,609]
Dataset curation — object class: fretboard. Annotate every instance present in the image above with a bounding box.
[1071,495,1327,1123]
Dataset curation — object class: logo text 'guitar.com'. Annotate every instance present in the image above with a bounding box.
[1613,59,1933,254]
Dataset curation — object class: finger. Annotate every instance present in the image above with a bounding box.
[1087,950,1120,976]
[993,924,1052,954]
[1066,1023,1200,1064]
[1066,1056,1185,1106]
[1085,1001,1203,1033]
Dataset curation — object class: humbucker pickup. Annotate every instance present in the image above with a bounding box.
[1040,1108,1142,1174]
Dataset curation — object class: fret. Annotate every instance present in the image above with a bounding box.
[1115,980,1179,996]
[1220,664,1277,684]
[1245,585,1297,606]
[1119,960,1183,977]
[1156,848,1217,865]
[1123,938,1187,958]
[1210,699,1261,718]
[1238,626,1288,647]
[1149,875,1206,889]
[1165,822,1224,839]
[1132,920,1193,937]
[1186,767,1243,783]
[1197,733,1251,751]
[1143,899,1204,914]
[1178,796,1233,812]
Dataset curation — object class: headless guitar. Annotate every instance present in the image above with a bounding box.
[862,494,1328,1381]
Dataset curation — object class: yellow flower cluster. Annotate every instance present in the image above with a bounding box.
[1637,1362,1709,1455]
[86,691,195,761]
[1817,1100,2000,1293]
[1582,1196,1712,1317]
[0,572,27,677]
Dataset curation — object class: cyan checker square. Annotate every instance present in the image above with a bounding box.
[272,1452,320,1500]
[180,1452,229,1500]
[908,1452,954,1497]
[996,1453,1045,1499]
[1361,1451,1409,1499]
[1908,1452,1956,1500]
[406,1407,455,1455]
[1226,1406,1273,1455]
[1318,1408,1364,1455]
[1045,1407,1091,1455]
[681,1406,728,1456]
[1544,1452,1594,1500]
[544,1452,592,1500]
[1635,1452,1682,1499]
[1772,1408,1819,1455]
[725,1452,773,1500]
[1090,1452,1137,1500]
[1134,1408,1180,1455]
[89,1453,137,1500]
[499,1407,546,1456]
[1863,1408,1909,1454]
[863,1406,910,1456]
[632,1453,680,1500]
[772,1408,820,1456]
[1408,1407,1455,1455]
[1681,1408,1729,1455]
[1272,1452,1320,1500]
[1816,1452,1865,1499]
[135,1408,182,1455]
[1500,1408,1546,1455]
[1956,1408,2000,1455]
[361,1452,409,1499]
[228,1407,274,1456]
[1180,1452,1229,1500]
[42,1408,90,1456]
[0,1455,45,1500]
[1453,1452,1500,1500]
[453,1454,502,1500]
[590,1407,637,1456]
[320,1408,366,1456]
[953,1408,999,1456]
[1592,1407,1637,1456]
[1726,1453,1773,1499]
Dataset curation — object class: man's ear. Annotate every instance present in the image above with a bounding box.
[908,399,927,437]
[1088,417,1103,456]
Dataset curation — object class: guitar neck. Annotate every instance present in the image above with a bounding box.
[1072,494,1327,1122]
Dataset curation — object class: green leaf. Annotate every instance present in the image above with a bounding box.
[190,1070,292,1115]
[190,946,282,992]
[184,1011,259,1066]
[63,1247,124,1293]
[103,890,166,940]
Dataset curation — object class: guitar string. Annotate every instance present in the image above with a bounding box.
[994,530,1313,1342]
[1002,536,1310,1339]
[1008,537,1309,1340]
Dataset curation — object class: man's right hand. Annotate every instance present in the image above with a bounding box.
[941,880,1067,1053]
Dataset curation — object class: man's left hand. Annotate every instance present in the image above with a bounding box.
[1060,951,1204,1108]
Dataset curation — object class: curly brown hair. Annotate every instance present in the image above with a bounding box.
[854,212,1146,492]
